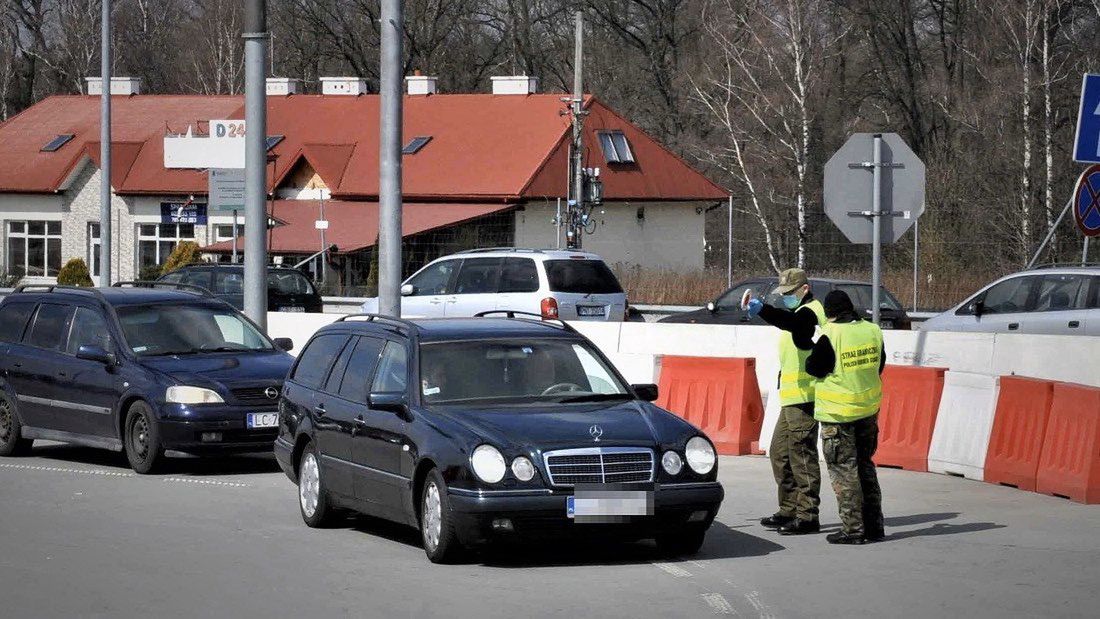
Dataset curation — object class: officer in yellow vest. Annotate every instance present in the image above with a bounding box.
[806,290,886,545]
[745,268,826,535]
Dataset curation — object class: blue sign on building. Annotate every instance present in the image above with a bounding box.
[1073,74,1100,164]
[160,201,208,225]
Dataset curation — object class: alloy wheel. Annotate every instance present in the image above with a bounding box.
[422,481,442,552]
[299,453,320,518]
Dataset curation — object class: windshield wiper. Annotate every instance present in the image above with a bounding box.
[557,393,634,404]
[147,349,202,357]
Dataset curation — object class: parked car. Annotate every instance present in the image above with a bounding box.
[359,248,629,321]
[0,283,295,472]
[660,277,912,329]
[920,265,1100,335]
[274,313,723,563]
[159,264,324,313]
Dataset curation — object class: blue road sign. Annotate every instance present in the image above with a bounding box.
[1073,74,1100,164]
[1076,164,1100,237]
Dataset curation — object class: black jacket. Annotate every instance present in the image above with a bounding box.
[757,294,818,351]
[806,313,887,379]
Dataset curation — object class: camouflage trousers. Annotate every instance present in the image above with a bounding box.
[769,405,821,521]
[821,414,884,536]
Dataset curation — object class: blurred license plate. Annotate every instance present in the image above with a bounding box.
[567,489,654,522]
[279,306,305,313]
[880,320,894,329]
[247,412,279,429]
[577,306,606,317]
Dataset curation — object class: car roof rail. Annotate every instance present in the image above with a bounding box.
[11,284,108,301]
[455,247,544,255]
[473,310,577,333]
[111,281,214,297]
[1031,262,1100,270]
[334,313,419,333]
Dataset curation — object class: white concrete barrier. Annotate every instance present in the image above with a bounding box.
[603,353,662,386]
[266,312,340,355]
[756,388,782,456]
[927,371,1001,481]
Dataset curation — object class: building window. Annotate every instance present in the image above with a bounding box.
[6,221,62,277]
[215,224,244,241]
[88,223,101,278]
[596,130,635,164]
[138,223,194,269]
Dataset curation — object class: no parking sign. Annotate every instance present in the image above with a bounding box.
[1075,164,1100,238]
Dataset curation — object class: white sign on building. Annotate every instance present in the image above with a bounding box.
[164,119,247,170]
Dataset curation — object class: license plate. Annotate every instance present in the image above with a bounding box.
[279,306,305,313]
[247,412,279,429]
[567,489,654,522]
[577,306,606,317]
[881,320,895,329]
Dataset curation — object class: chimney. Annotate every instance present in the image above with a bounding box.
[320,77,368,96]
[85,77,143,96]
[491,75,539,95]
[266,77,302,96]
[405,73,438,96]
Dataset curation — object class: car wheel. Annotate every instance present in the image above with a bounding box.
[420,468,464,564]
[124,401,163,474]
[656,528,707,557]
[0,392,33,457]
[298,443,337,528]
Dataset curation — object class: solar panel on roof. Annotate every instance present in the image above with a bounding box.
[597,130,635,164]
[402,136,432,155]
[41,134,75,153]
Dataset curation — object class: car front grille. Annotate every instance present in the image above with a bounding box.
[230,386,282,405]
[543,447,654,487]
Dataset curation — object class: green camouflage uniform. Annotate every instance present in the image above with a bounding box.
[769,405,821,521]
[820,414,883,536]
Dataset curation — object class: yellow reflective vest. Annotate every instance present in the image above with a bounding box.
[777,300,827,406]
[814,319,884,423]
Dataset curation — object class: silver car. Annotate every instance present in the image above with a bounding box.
[920,266,1100,335]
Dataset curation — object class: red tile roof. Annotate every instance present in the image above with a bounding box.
[0,93,728,201]
[205,200,514,255]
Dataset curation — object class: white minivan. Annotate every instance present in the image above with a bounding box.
[360,248,630,321]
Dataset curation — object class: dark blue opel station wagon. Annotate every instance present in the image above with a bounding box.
[275,313,724,563]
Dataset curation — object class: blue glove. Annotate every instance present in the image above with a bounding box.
[746,298,763,317]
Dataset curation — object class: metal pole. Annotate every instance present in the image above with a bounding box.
[555,198,562,249]
[378,0,404,317]
[727,195,733,287]
[243,0,269,328]
[871,134,883,325]
[1027,196,1073,269]
[912,217,919,312]
[568,10,584,250]
[319,197,326,285]
[98,0,112,286]
[232,209,238,264]
[1084,236,1092,265]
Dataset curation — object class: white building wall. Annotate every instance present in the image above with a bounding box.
[514,201,706,271]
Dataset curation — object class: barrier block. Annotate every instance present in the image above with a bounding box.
[1035,383,1100,504]
[874,365,946,472]
[751,390,782,455]
[656,356,764,456]
[983,376,1055,491]
[927,372,1000,480]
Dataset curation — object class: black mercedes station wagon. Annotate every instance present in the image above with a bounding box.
[274,313,724,563]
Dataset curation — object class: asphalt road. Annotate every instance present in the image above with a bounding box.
[1,443,1097,619]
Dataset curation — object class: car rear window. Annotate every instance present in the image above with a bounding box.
[268,270,315,295]
[544,260,623,294]
[0,302,36,343]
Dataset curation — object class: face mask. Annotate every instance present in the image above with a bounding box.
[780,294,800,310]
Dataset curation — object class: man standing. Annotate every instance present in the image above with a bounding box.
[806,290,886,545]
[746,268,826,536]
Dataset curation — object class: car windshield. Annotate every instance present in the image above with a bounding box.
[419,339,630,405]
[544,260,623,294]
[267,270,315,295]
[116,303,273,356]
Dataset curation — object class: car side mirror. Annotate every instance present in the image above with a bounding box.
[77,344,116,367]
[273,337,294,352]
[370,391,409,417]
[632,384,659,402]
[706,302,716,313]
[400,284,416,297]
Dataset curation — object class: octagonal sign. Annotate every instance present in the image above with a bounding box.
[824,133,926,244]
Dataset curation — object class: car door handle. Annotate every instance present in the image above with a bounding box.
[314,404,327,416]
[429,299,443,304]
[57,371,67,378]
[1068,321,1080,328]
[1008,323,1019,331]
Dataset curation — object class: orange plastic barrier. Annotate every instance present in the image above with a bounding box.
[1035,383,1100,504]
[873,366,946,472]
[656,356,764,456]
[983,376,1055,491]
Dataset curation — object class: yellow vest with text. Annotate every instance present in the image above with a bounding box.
[814,320,884,423]
[777,300,827,406]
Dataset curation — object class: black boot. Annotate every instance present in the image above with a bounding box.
[864,525,885,542]
[826,531,866,545]
[760,514,794,529]
[778,518,820,535]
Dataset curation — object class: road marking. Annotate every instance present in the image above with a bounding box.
[0,463,134,477]
[744,591,775,619]
[651,561,693,578]
[689,559,708,570]
[702,593,735,615]
[162,477,250,488]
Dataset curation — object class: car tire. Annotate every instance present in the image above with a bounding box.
[656,528,707,557]
[124,401,163,474]
[297,443,337,528]
[419,468,465,564]
[0,392,33,457]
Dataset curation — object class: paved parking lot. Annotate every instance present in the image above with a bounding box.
[1,443,1097,618]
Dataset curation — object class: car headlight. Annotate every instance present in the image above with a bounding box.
[661,450,683,475]
[471,445,507,483]
[165,386,224,404]
[511,456,536,482]
[685,436,716,474]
